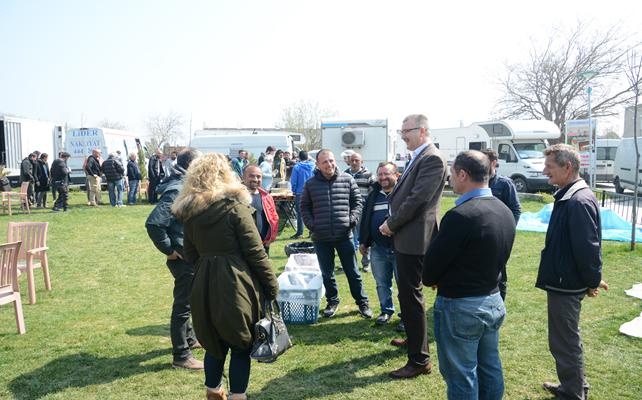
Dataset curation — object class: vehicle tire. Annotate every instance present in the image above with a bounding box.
[614,176,624,194]
[512,177,528,193]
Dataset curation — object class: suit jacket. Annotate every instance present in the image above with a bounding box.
[387,142,446,255]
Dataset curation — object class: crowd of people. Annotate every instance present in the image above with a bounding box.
[142,114,610,400]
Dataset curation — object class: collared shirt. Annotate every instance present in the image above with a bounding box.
[455,187,493,207]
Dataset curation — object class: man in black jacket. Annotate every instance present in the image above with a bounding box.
[537,144,608,400]
[84,149,103,206]
[300,149,372,319]
[20,153,37,205]
[147,149,165,204]
[146,148,203,370]
[126,152,142,205]
[51,152,71,212]
[423,150,516,399]
[102,153,125,207]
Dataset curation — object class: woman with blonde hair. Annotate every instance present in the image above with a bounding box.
[172,153,278,400]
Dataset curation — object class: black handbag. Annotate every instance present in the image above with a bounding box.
[250,300,292,363]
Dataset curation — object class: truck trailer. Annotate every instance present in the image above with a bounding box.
[320,119,399,174]
[0,115,64,186]
[431,120,560,192]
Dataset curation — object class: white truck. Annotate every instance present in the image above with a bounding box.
[0,115,64,186]
[431,120,561,192]
[64,127,143,184]
[320,119,399,174]
[190,129,298,160]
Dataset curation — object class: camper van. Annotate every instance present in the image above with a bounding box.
[320,119,398,174]
[65,128,142,184]
[613,137,642,194]
[431,120,561,192]
[190,130,296,161]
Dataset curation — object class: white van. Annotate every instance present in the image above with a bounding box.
[613,137,642,194]
[580,138,620,183]
[190,131,296,161]
[65,128,142,184]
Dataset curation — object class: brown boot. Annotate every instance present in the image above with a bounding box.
[206,386,227,400]
[228,393,247,400]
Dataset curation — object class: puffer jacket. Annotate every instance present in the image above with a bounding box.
[536,179,602,294]
[300,168,362,242]
[102,157,125,182]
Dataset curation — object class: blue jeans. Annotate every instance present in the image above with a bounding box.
[370,243,397,315]
[434,293,506,400]
[107,179,124,206]
[313,238,368,306]
[128,179,139,204]
[294,194,304,236]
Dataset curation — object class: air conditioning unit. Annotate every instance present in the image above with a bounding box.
[341,129,365,147]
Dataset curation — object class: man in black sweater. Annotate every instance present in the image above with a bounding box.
[423,150,516,400]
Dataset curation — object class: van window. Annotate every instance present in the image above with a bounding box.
[597,147,618,161]
[513,143,546,159]
[468,141,487,151]
[498,144,517,163]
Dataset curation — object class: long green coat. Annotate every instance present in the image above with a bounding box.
[184,197,279,359]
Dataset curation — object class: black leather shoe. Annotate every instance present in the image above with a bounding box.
[389,362,432,379]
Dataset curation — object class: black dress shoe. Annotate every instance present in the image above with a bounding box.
[389,362,432,379]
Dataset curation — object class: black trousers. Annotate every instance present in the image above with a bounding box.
[53,182,68,210]
[395,251,430,366]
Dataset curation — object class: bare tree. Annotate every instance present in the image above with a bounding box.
[276,100,336,150]
[625,51,641,250]
[145,111,184,151]
[97,119,127,130]
[495,23,642,137]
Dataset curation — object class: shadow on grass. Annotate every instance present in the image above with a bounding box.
[126,324,170,337]
[256,349,405,400]
[8,349,169,400]
[286,306,435,346]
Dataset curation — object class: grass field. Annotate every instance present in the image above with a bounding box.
[0,191,641,399]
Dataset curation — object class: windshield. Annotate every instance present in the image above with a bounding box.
[513,142,546,159]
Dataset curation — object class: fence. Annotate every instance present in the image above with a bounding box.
[599,190,642,225]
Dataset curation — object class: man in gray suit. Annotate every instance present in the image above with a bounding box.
[380,114,447,379]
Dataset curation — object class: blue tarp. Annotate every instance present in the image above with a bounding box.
[517,204,642,242]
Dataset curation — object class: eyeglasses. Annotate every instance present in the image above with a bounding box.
[397,127,421,135]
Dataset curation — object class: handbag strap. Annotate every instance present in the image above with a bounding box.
[262,299,282,321]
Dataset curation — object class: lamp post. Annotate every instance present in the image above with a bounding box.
[579,70,598,188]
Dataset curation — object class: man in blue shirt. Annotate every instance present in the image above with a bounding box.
[424,150,516,399]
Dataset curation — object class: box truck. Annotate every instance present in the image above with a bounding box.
[320,119,399,174]
[431,120,561,192]
[64,127,142,184]
[579,138,620,183]
[190,129,297,161]
[0,115,64,186]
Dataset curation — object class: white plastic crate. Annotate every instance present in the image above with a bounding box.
[277,270,324,324]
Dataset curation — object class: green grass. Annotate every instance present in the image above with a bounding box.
[0,192,641,399]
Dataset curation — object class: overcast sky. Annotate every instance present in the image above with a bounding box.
[1,0,640,141]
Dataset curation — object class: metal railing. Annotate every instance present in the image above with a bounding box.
[600,190,642,225]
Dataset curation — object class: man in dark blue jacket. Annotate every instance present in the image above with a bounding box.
[146,148,203,370]
[481,148,521,300]
[537,144,608,400]
[126,152,142,205]
[300,149,372,319]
